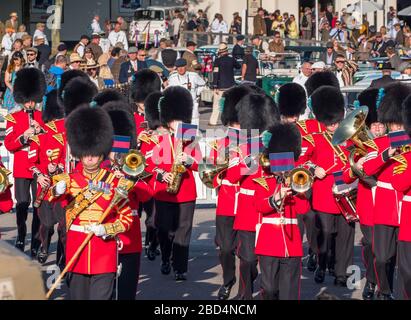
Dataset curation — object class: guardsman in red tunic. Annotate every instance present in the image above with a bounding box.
[50,107,133,300]
[147,86,202,281]
[28,89,67,266]
[224,93,279,300]
[392,93,411,300]
[130,69,162,136]
[93,88,128,107]
[302,86,354,286]
[341,88,386,300]
[0,156,13,238]
[363,83,411,300]
[255,123,309,300]
[4,68,46,255]
[207,85,256,300]
[102,101,153,300]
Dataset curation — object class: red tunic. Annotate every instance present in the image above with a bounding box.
[390,152,411,241]
[363,136,402,227]
[0,157,13,214]
[255,176,306,257]
[296,119,326,137]
[4,109,45,179]
[134,112,145,136]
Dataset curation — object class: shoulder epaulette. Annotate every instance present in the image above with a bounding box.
[53,133,65,146]
[303,134,315,146]
[296,120,308,134]
[46,121,58,133]
[3,113,16,124]
[253,177,269,191]
[150,135,159,145]
[29,135,40,145]
[363,139,378,151]
[392,154,407,166]
[138,132,151,144]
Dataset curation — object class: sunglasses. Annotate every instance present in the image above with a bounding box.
[336,60,345,64]
[27,53,36,56]
[13,57,21,60]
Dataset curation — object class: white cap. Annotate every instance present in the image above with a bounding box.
[311,61,326,70]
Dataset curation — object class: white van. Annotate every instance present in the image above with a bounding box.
[128,6,184,44]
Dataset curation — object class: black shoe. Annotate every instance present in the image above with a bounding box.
[328,267,335,277]
[362,281,376,300]
[174,271,187,281]
[217,280,236,300]
[37,249,48,264]
[15,240,25,252]
[376,292,395,300]
[307,253,317,272]
[334,276,347,287]
[161,262,171,275]
[146,248,157,261]
[314,267,325,284]
[30,247,39,258]
[155,248,160,256]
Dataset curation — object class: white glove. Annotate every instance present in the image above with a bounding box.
[55,180,67,195]
[87,223,107,237]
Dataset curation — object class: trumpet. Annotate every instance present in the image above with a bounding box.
[122,149,149,179]
[286,167,313,194]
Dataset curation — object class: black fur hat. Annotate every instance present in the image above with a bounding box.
[378,83,411,125]
[305,71,340,97]
[144,91,163,130]
[42,89,64,123]
[402,94,411,137]
[13,68,46,104]
[102,102,137,150]
[221,85,253,126]
[237,93,280,132]
[159,86,193,125]
[63,77,98,116]
[59,70,88,97]
[311,86,345,125]
[357,88,379,127]
[267,123,302,161]
[277,83,307,117]
[93,89,127,107]
[65,105,113,159]
[130,69,162,103]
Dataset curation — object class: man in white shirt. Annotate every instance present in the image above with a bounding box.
[168,58,206,125]
[292,61,312,87]
[74,35,90,58]
[1,28,15,56]
[33,23,49,46]
[91,15,102,34]
[108,22,128,51]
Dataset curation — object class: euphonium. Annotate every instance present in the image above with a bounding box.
[122,149,147,178]
[287,167,313,193]
[167,140,187,194]
[198,157,229,189]
[0,167,12,194]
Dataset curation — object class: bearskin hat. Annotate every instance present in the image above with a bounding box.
[144,91,163,130]
[130,69,162,103]
[357,88,379,127]
[102,102,137,150]
[59,70,88,97]
[13,68,46,104]
[378,83,411,125]
[311,86,345,125]
[267,123,302,161]
[63,77,98,116]
[305,71,339,97]
[93,89,127,107]
[65,105,113,159]
[402,94,411,137]
[42,89,64,123]
[277,83,307,117]
[221,85,254,126]
[159,86,193,125]
[237,93,280,132]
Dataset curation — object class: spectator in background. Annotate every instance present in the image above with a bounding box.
[271,15,285,38]
[292,61,312,87]
[110,48,128,82]
[74,35,90,58]
[117,16,128,33]
[5,12,19,32]
[386,46,402,71]
[88,33,103,61]
[172,10,183,45]
[388,11,400,39]
[253,7,266,36]
[268,31,285,56]
[119,47,147,83]
[104,19,112,35]
[108,22,128,51]
[241,46,258,84]
[69,53,83,70]
[287,14,299,40]
[24,47,39,69]
[187,14,198,31]
[146,47,169,77]
[321,41,337,66]
[326,5,334,26]
[0,20,5,44]
[9,39,24,62]
[357,35,372,61]
[98,53,114,85]
[85,60,104,90]
[266,13,275,37]
[283,12,290,37]
[99,32,111,54]
[83,47,96,65]
[158,40,177,70]
[211,14,228,45]
[333,54,358,87]
[33,23,49,46]
[230,12,242,35]
[43,42,67,70]
[300,7,313,40]
[320,21,331,42]
[15,25,28,40]
[91,15,103,34]
[329,20,345,42]
[398,62,411,79]
[21,34,32,50]
[232,35,245,62]
[3,51,24,111]
[311,61,326,73]
[1,28,15,57]
[394,23,404,46]
[45,55,67,92]
[371,32,394,57]
[251,35,269,54]
[34,35,51,67]
[107,46,121,68]
[182,41,201,73]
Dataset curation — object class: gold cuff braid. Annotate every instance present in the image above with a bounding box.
[104,220,126,237]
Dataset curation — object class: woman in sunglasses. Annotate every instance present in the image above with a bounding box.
[3,51,25,111]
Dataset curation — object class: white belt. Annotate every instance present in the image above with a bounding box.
[376,181,394,190]
[262,217,298,225]
[221,179,239,187]
[69,224,91,234]
[403,195,411,202]
[239,188,255,196]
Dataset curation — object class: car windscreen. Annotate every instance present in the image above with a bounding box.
[134,10,164,21]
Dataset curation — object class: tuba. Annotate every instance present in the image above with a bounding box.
[0,167,12,194]
[287,167,313,193]
[332,106,376,187]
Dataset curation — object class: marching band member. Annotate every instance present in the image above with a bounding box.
[148,86,202,281]
[224,92,279,299]
[28,89,67,266]
[0,156,13,238]
[302,86,353,286]
[341,88,385,300]
[392,93,411,300]
[362,83,411,300]
[255,123,309,300]
[93,88,128,107]
[61,76,98,117]
[4,68,46,255]
[50,106,133,300]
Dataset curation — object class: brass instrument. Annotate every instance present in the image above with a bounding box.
[167,139,187,194]
[122,149,149,179]
[34,150,60,208]
[286,167,313,193]
[0,167,12,194]
[332,106,376,187]
[198,157,229,189]
[259,153,270,170]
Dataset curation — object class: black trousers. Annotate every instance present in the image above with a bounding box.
[236,230,258,300]
[117,252,141,300]
[398,241,411,300]
[373,224,398,295]
[155,200,195,273]
[67,272,116,300]
[297,210,318,255]
[360,224,377,285]
[215,215,237,287]
[316,212,355,278]
[14,177,40,251]
[259,255,301,300]
[140,199,158,250]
